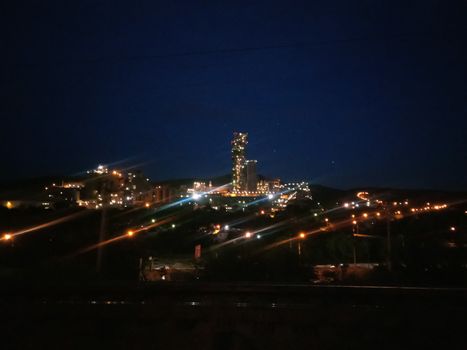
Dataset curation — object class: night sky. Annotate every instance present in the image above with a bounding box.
[1,1,466,190]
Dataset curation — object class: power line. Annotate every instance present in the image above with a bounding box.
[7,31,442,68]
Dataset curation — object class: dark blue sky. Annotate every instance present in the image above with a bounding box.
[1,0,466,190]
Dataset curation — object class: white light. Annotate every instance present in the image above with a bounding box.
[268,194,274,200]
[224,225,230,231]
[192,193,201,200]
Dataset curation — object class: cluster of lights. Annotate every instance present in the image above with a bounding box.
[356,192,370,201]
[343,202,362,209]
[410,203,447,213]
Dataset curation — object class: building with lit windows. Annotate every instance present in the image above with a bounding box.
[231,132,248,192]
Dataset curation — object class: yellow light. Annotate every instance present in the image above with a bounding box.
[363,213,368,218]
[352,220,357,225]
[376,212,381,217]
[299,232,306,239]
[6,201,13,209]
[351,214,355,218]
[3,233,12,241]
[127,230,134,237]
[145,203,150,208]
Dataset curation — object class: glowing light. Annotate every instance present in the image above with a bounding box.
[450,227,456,232]
[6,201,13,209]
[299,232,306,239]
[145,203,150,208]
[127,230,134,237]
[192,193,201,200]
[376,212,381,217]
[344,203,349,208]
[151,219,156,223]
[172,224,176,229]
[224,225,230,231]
[3,233,12,241]
[352,220,357,225]
[257,234,262,239]
[324,218,329,222]
[245,232,252,238]
[363,213,368,218]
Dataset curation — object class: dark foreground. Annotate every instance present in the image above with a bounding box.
[1,283,467,349]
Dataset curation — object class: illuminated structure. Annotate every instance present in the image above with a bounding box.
[231,132,248,192]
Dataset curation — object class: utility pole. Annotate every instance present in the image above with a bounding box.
[352,221,358,264]
[96,178,109,274]
[386,205,392,272]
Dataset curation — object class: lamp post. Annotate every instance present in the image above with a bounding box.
[352,221,358,264]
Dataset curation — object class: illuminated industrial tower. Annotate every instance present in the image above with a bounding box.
[231,132,248,192]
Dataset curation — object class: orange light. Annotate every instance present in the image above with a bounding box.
[324,218,329,222]
[376,212,381,217]
[352,220,357,225]
[3,233,12,241]
[362,213,368,218]
[145,203,150,208]
[245,232,251,238]
[6,201,13,209]
[299,232,306,239]
[127,230,134,237]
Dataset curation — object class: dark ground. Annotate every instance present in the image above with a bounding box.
[1,283,466,350]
